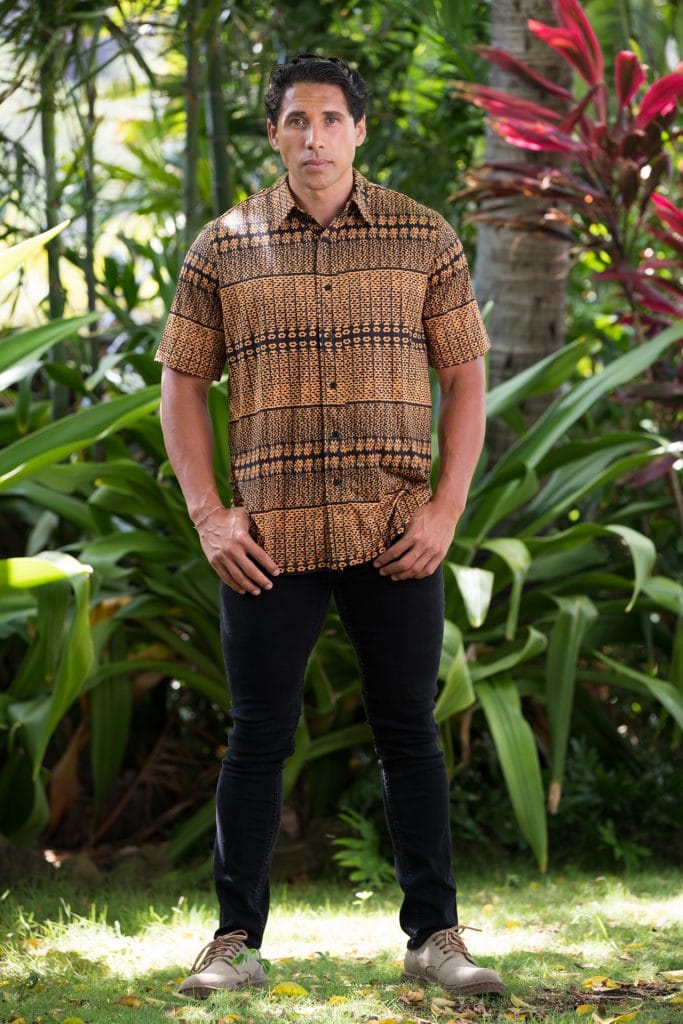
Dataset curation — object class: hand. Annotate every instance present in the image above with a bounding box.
[196,506,280,595]
[373,501,460,581]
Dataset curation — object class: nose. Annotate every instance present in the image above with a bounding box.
[306,123,323,150]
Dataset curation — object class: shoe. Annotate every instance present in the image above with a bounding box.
[403,925,505,996]
[177,929,267,999]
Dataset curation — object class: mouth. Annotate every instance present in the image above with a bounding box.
[304,159,331,169]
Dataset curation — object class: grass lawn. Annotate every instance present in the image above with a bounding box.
[0,859,681,1024]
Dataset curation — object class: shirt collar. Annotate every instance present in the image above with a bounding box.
[271,169,373,227]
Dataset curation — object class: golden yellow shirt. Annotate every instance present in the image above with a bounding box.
[156,171,489,573]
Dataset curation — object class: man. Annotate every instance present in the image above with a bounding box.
[156,53,504,1000]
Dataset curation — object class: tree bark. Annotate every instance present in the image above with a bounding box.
[184,0,202,249]
[472,0,572,459]
[205,1,232,215]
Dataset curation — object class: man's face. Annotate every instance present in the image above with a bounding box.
[267,81,366,198]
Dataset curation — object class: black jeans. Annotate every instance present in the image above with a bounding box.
[214,559,457,949]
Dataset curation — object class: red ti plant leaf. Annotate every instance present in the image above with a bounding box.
[528,20,597,85]
[651,192,683,237]
[615,51,646,110]
[454,83,564,123]
[475,46,573,102]
[492,118,589,154]
[634,66,683,129]
[552,0,604,83]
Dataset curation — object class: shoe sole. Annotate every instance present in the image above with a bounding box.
[178,979,267,1000]
[402,971,506,997]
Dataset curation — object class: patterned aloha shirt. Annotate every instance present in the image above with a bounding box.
[156,170,489,573]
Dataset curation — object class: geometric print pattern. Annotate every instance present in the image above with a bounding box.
[156,171,489,573]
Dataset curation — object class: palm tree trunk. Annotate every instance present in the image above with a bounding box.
[38,2,68,419]
[473,0,572,459]
[205,1,232,215]
[184,0,202,248]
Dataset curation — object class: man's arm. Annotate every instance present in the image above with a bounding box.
[160,366,280,595]
[373,356,486,581]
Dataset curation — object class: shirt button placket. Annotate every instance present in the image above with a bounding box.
[316,232,339,560]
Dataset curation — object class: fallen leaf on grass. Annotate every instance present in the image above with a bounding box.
[271,981,308,997]
[575,1005,594,1014]
[583,976,622,991]
[510,994,533,1009]
[660,970,683,983]
[215,1015,241,1023]
[61,1019,87,1024]
[399,989,425,1004]
[114,995,142,1007]
[327,996,348,1005]
[660,993,683,1004]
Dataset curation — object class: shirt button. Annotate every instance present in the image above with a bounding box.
[323,284,332,292]
[333,477,341,486]
[328,380,337,389]
[330,431,340,441]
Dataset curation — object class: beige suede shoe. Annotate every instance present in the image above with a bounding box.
[177,930,267,999]
[403,925,505,996]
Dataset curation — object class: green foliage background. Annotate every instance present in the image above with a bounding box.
[0,0,681,872]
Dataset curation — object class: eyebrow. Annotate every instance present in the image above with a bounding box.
[284,109,348,118]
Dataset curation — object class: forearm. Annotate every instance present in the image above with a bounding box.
[432,357,486,520]
[160,366,221,524]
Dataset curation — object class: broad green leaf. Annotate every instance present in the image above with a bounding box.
[306,722,373,760]
[545,596,598,813]
[435,622,475,721]
[0,220,69,279]
[79,530,181,568]
[90,657,132,809]
[0,314,99,389]
[481,538,531,639]
[596,653,683,730]
[466,462,539,539]
[605,525,656,611]
[476,678,548,871]
[85,659,229,709]
[470,626,547,682]
[283,715,311,795]
[641,576,683,616]
[0,386,160,490]
[167,797,215,863]
[446,562,494,627]
[0,551,93,592]
[487,321,683,486]
[486,337,594,418]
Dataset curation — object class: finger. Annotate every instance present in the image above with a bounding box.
[221,569,248,595]
[374,533,413,568]
[223,558,265,596]
[243,536,281,576]
[380,549,421,577]
[391,552,433,581]
[232,552,275,592]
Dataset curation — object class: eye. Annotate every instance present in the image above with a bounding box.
[326,115,340,124]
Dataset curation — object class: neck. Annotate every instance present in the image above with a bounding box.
[288,171,354,227]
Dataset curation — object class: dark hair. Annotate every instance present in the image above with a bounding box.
[265,53,369,125]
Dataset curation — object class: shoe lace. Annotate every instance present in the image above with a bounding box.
[433,924,481,962]
[191,929,249,973]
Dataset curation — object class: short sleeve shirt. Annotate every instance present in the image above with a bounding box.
[155,170,489,573]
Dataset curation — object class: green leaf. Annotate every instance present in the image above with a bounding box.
[0,314,99,390]
[545,596,598,813]
[476,678,548,871]
[487,321,683,486]
[470,626,547,682]
[487,337,594,418]
[446,561,494,627]
[435,622,475,721]
[0,551,93,592]
[167,798,215,863]
[481,538,531,640]
[0,221,70,279]
[90,670,132,809]
[605,525,656,611]
[0,386,160,490]
[595,653,683,731]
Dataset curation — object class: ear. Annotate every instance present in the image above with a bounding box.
[267,119,279,150]
[355,115,367,147]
